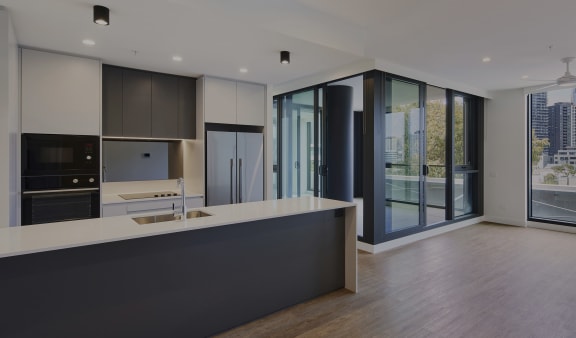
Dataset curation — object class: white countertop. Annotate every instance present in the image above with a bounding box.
[0,197,355,258]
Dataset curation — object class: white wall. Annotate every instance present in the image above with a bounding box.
[0,8,19,227]
[483,88,527,226]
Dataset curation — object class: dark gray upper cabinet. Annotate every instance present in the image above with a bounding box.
[151,73,178,138]
[122,69,152,137]
[102,64,196,139]
[178,77,196,139]
[102,66,123,136]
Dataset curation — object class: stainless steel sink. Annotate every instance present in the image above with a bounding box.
[132,210,211,224]
[186,210,211,218]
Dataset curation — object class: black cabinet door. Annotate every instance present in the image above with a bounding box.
[122,69,151,137]
[178,77,196,139]
[102,65,196,139]
[102,65,123,136]
[151,73,179,138]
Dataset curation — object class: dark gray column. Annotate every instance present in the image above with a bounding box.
[325,85,354,202]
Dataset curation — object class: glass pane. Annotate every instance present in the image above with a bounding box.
[280,90,316,198]
[426,86,447,225]
[454,173,476,217]
[385,79,421,232]
[530,89,576,223]
[454,96,466,166]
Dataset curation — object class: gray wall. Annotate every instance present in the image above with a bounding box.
[103,141,170,182]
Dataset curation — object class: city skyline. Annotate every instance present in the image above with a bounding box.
[530,88,576,169]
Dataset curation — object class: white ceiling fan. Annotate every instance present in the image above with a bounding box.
[528,57,576,91]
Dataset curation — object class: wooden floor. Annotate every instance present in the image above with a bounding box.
[216,222,576,337]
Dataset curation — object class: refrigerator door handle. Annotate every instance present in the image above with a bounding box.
[230,158,234,204]
[238,158,243,203]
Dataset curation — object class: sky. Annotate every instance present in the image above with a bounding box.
[547,88,574,105]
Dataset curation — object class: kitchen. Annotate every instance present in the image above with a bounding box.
[19,48,267,225]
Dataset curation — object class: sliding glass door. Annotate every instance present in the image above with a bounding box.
[276,88,323,198]
[383,79,479,235]
[425,85,448,225]
[384,77,425,232]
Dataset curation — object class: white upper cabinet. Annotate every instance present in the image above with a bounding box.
[202,76,265,126]
[236,81,265,126]
[21,49,100,135]
[203,77,237,124]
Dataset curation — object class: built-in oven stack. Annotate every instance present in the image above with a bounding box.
[21,134,100,226]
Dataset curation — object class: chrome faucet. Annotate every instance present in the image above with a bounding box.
[174,178,187,220]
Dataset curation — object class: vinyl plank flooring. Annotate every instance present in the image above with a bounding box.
[216,223,576,337]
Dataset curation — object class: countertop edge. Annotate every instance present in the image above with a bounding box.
[0,197,355,258]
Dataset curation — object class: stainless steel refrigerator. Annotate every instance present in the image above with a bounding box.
[206,130,264,206]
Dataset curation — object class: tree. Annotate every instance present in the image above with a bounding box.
[392,102,420,176]
[551,163,576,185]
[531,129,549,168]
[426,100,446,178]
[544,173,558,185]
[453,100,465,166]
[391,98,463,179]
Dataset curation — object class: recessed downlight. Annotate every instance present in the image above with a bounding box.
[239,68,248,73]
[82,39,96,46]
[482,57,491,63]
[172,55,183,62]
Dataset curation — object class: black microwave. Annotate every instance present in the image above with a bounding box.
[22,133,100,176]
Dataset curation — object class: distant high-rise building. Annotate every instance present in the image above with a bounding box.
[531,92,549,140]
[572,88,576,104]
[548,102,573,156]
[571,105,576,148]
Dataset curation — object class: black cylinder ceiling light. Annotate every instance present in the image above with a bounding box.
[280,50,290,64]
[93,5,110,25]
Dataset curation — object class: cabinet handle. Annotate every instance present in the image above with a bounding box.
[230,158,234,204]
[238,158,243,203]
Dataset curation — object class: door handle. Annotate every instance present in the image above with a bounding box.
[230,158,234,204]
[238,158,243,203]
[319,164,328,176]
[423,165,430,176]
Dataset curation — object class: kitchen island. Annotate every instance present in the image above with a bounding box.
[0,197,356,338]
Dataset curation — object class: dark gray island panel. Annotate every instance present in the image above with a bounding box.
[0,210,345,338]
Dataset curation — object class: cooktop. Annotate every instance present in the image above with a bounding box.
[119,191,180,200]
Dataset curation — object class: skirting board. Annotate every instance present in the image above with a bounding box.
[483,216,526,227]
[527,221,576,234]
[358,216,486,254]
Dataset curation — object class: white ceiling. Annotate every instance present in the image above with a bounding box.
[2,0,576,93]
